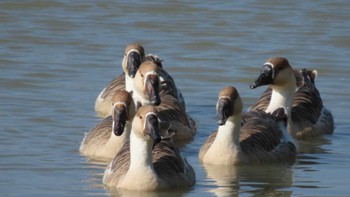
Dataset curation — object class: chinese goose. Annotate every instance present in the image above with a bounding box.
[103,105,196,191]
[250,67,317,112]
[250,57,334,139]
[198,86,296,165]
[133,61,196,142]
[80,90,135,160]
[95,43,146,117]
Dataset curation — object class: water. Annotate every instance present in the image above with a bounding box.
[1,1,349,196]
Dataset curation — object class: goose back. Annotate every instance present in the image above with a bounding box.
[158,68,186,109]
[157,92,196,143]
[100,74,126,100]
[103,137,195,190]
[80,116,129,160]
[240,111,296,163]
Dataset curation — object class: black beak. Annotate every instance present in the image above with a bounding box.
[250,64,274,89]
[127,51,142,78]
[144,113,162,146]
[112,105,128,136]
[216,98,233,126]
[145,74,161,106]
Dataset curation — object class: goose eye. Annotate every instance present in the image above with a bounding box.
[141,73,144,78]
[139,115,143,119]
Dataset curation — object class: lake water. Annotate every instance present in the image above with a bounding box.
[1,1,349,196]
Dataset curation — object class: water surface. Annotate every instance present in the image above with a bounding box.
[1,1,350,196]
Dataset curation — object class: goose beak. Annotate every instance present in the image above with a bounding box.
[112,105,128,136]
[250,64,274,89]
[144,113,162,145]
[127,51,142,78]
[216,97,233,126]
[145,74,161,106]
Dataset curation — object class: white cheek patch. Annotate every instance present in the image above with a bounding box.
[112,101,127,108]
[127,49,140,56]
[143,71,158,85]
[264,62,275,79]
[219,96,230,100]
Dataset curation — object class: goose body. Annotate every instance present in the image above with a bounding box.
[80,90,135,160]
[250,57,334,139]
[133,61,196,143]
[103,106,195,191]
[199,86,296,165]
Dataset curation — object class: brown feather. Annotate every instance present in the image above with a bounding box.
[81,116,113,147]
[101,73,126,99]
[156,92,196,143]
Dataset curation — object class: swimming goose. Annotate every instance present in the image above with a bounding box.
[249,67,317,112]
[250,57,334,139]
[95,43,146,117]
[103,105,196,191]
[80,90,135,160]
[198,86,296,165]
[133,61,196,142]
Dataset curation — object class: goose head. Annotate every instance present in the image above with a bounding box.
[122,43,145,78]
[132,105,162,145]
[216,86,243,125]
[300,68,318,85]
[133,61,161,106]
[145,54,163,68]
[250,57,295,89]
[111,90,135,136]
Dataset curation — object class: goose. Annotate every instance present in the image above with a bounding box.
[95,44,185,117]
[80,90,135,160]
[198,86,296,165]
[250,67,317,112]
[95,43,146,117]
[250,57,334,139]
[133,61,196,142]
[103,105,196,191]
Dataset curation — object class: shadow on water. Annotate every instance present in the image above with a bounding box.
[297,136,332,155]
[201,162,294,197]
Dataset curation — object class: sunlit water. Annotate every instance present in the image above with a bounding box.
[1,1,349,196]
